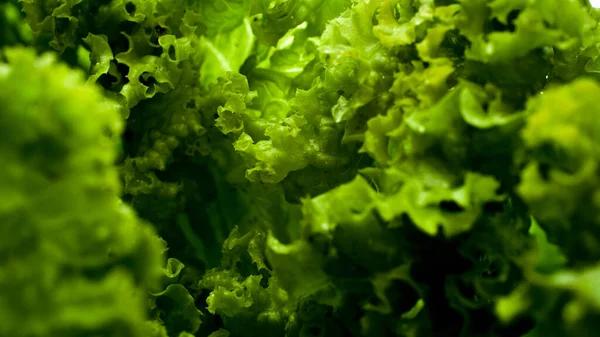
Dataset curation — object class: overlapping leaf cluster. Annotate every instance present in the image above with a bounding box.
[3,0,600,337]
[0,47,165,337]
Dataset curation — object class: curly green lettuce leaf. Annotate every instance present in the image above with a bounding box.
[0,0,32,49]
[147,257,203,337]
[250,0,352,45]
[266,171,516,337]
[319,0,399,125]
[19,0,84,52]
[496,262,600,337]
[528,217,567,274]
[518,78,600,263]
[210,0,402,184]
[0,47,164,337]
[266,234,335,305]
[20,0,208,109]
[196,0,255,88]
[151,284,202,337]
[198,0,252,36]
[207,70,355,184]
[255,21,319,79]
[461,0,596,63]
[198,18,255,88]
[198,227,293,337]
